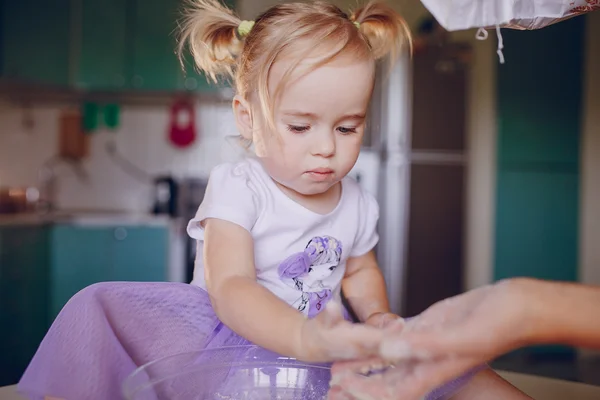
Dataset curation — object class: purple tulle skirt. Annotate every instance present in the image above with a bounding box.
[18,282,482,400]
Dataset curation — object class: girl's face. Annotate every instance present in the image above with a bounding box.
[234,53,375,201]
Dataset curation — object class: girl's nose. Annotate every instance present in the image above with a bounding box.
[311,131,335,158]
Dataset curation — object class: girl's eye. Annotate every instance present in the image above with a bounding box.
[308,267,313,272]
[329,266,335,271]
[287,125,310,133]
[337,126,357,134]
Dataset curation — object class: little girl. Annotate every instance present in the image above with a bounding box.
[18,1,529,399]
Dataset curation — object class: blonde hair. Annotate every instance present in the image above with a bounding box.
[178,0,411,128]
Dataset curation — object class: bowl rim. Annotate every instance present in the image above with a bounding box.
[121,344,331,399]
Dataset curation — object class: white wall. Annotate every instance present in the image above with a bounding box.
[0,100,239,213]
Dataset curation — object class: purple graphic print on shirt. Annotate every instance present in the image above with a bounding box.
[278,236,342,318]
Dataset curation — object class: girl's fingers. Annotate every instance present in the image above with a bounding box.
[380,313,403,329]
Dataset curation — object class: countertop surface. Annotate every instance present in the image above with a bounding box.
[0,210,172,227]
[1,371,600,400]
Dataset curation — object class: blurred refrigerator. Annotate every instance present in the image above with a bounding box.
[351,43,470,316]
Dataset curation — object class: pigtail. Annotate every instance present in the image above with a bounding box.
[350,0,412,64]
[178,0,243,84]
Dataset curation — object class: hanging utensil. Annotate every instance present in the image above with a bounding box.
[82,102,100,133]
[168,98,197,148]
[104,103,121,130]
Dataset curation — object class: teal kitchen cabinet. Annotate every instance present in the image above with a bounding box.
[494,17,585,283]
[496,17,584,168]
[0,226,51,387]
[1,0,228,92]
[179,51,219,93]
[112,226,168,282]
[75,0,219,92]
[0,222,168,386]
[130,0,183,91]
[129,0,219,92]
[494,170,579,283]
[493,17,584,358]
[74,0,129,90]
[48,223,168,319]
[1,0,71,86]
[49,225,113,318]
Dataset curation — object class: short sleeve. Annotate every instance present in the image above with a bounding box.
[350,189,380,257]
[186,162,259,240]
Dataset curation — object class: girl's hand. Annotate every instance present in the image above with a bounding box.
[328,318,405,400]
[364,312,402,329]
[296,302,386,363]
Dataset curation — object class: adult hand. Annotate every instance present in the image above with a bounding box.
[329,279,535,400]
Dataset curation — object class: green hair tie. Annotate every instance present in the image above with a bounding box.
[238,20,255,37]
[353,21,360,29]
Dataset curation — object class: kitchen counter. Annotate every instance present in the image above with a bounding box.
[497,371,600,399]
[1,371,599,399]
[0,210,171,227]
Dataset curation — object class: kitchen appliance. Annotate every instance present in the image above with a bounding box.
[178,178,208,282]
[152,176,178,217]
[0,186,39,214]
[151,176,208,283]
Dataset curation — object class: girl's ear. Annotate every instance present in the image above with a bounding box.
[232,95,253,141]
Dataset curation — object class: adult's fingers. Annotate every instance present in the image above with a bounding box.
[379,328,496,363]
[392,356,484,399]
[333,356,481,400]
[320,322,386,361]
[327,385,358,400]
[330,317,403,361]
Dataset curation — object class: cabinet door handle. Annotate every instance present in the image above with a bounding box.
[132,75,144,88]
[184,77,198,90]
[114,227,128,241]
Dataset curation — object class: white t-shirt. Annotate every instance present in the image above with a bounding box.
[187,157,379,318]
